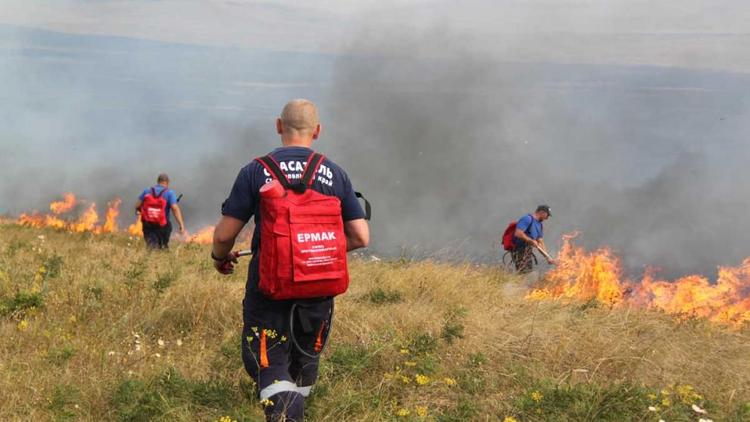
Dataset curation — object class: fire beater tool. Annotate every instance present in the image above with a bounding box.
[536,245,555,262]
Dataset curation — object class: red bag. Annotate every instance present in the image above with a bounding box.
[256,152,349,300]
[501,221,518,251]
[140,187,169,226]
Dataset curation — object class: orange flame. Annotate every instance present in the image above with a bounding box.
[101,198,121,233]
[188,226,215,244]
[10,193,218,244]
[50,193,77,215]
[528,234,750,326]
[70,203,99,233]
[128,219,143,237]
[17,213,66,229]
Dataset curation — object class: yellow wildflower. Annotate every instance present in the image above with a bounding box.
[259,398,274,407]
[214,417,236,422]
[415,374,430,385]
[503,417,518,422]
[415,405,428,417]
[263,329,278,339]
[530,390,543,403]
[404,361,417,367]
[280,335,287,342]
[661,397,671,407]
[400,375,411,384]
[444,377,457,386]
[676,384,702,404]
[17,319,29,331]
[400,348,410,355]
[396,408,410,417]
[647,393,658,401]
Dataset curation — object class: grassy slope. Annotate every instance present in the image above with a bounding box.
[0,224,749,422]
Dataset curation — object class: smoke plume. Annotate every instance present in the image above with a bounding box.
[2,4,749,278]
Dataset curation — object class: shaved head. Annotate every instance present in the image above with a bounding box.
[279,99,319,134]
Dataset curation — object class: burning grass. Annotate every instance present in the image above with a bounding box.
[13,192,216,244]
[528,233,750,326]
[0,223,749,421]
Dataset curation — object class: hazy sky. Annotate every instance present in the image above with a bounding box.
[2,0,750,72]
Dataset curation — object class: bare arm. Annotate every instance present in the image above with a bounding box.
[515,229,555,263]
[171,204,186,234]
[514,228,538,247]
[344,218,369,251]
[211,215,246,274]
[212,215,245,258]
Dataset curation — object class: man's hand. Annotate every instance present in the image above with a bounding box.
[172,204,186,237]
[213,251,239,275]
[546,258,558,266]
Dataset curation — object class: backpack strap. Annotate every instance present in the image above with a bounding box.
[524,214,533,234]
[257,155,292,189]
[355,192,371,220]
[155,187,168,199]
[257,152,325,194]
[300,153,325,188]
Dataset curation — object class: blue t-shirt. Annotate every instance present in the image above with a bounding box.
[139,186,178,220]
[513,214,543,248]
[221,146,365,296]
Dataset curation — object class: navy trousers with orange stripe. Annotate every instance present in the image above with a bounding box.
[242,293,332,422]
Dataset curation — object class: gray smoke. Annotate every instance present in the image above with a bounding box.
[323,24,750,278]
[0,25,320,227]
[2,5,750,279]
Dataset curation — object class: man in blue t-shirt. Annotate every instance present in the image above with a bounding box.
[134,173,186,249]
[511,204,555,273]
[210,99,369,422]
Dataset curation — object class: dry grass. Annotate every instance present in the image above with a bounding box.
[1,223,749,421]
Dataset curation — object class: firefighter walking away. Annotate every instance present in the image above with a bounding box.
[211,99,369,421]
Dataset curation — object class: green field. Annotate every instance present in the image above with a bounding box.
[1,223,748,421]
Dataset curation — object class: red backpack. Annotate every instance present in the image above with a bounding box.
[140,187,169,226]
[501,221,518,251]
[256,152,349,300]
[502,214,540,251]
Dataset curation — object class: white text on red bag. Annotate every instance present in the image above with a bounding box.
[256,152,349,300]
[140,187,169,226]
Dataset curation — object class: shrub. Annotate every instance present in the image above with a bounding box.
[152,271,177,294]
[0,291,44,317]
[365,287,403,305]
[408,332,438,356]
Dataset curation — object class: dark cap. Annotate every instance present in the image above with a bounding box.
[536,204,551,216]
